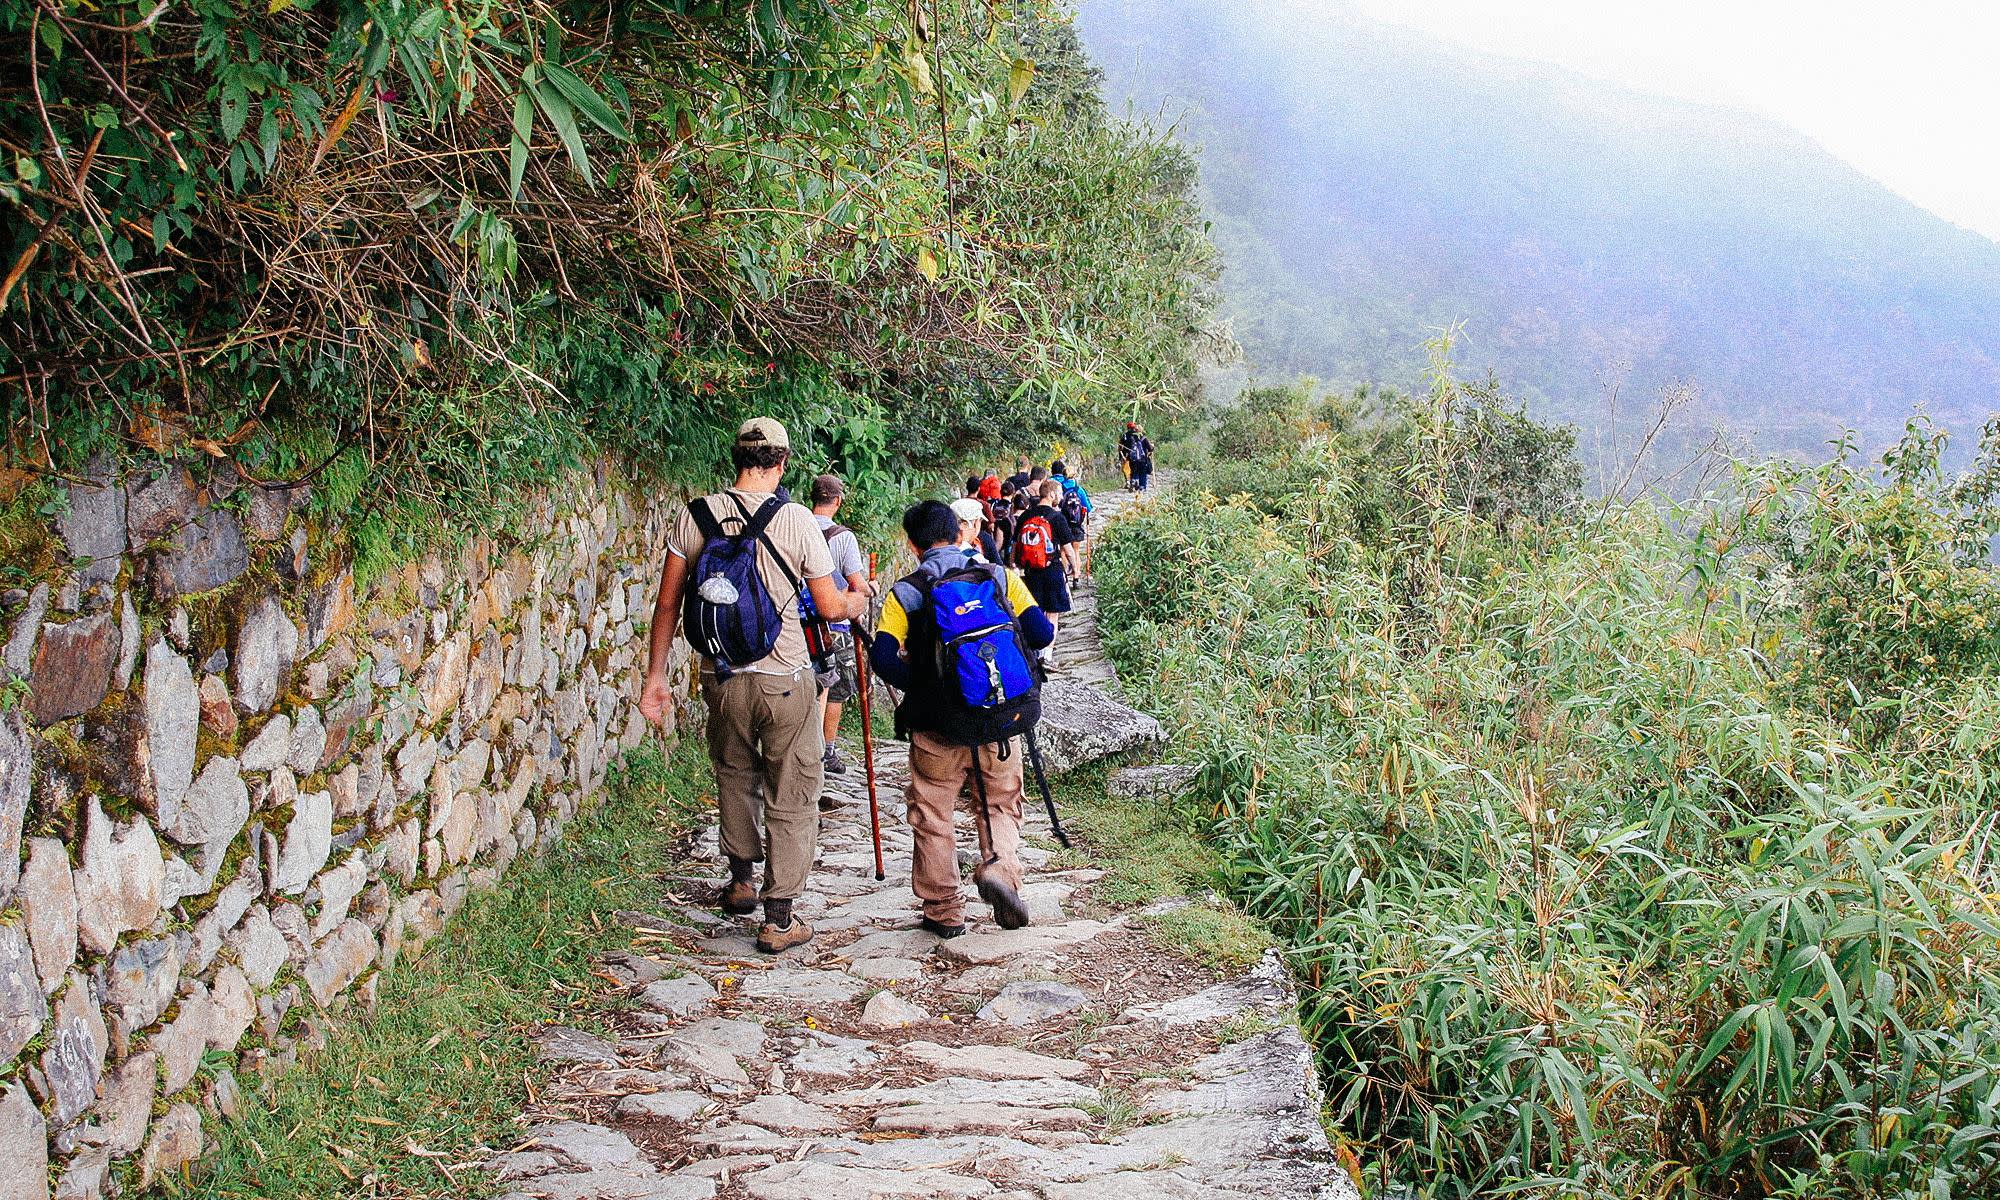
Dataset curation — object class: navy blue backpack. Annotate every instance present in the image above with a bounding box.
[682,495,800,676]
[902,561,1042,746]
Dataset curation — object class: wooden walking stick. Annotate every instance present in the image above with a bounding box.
[852,623,886,882]
[853,550,888,881]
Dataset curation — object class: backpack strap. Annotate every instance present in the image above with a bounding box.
[822,522,851,544]
[688,495,727,543]
[725,493,803,601]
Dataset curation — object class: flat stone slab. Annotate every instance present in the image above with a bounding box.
[736,969,864,1004]
[612,1091,711,1123]
[735,1094,845,1134]
[933,921,1114,966]
[740,1161,996,1200]
[871,1102,1093,1136]
[532,1027,623,1068]
[1123,950,1292,1027]
[639,975,717,1017]
[899,1041,1090,1081]
[977,980,1089,1026]
[821,1077,1098,1109]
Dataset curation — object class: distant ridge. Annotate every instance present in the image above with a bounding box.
[1077,0,2000,469]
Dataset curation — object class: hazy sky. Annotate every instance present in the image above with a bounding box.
[1351,0,2000,243]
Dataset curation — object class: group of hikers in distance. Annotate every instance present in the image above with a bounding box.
[637,416,1151,954]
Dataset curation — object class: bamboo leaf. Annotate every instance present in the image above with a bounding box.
[508,91,533,199]
[530,80,593,188]
[542,63,631,141]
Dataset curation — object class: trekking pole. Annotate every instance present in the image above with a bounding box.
[852,623,887,882]
[1022,728,1071,848]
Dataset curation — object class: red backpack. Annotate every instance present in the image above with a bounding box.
[1016,513,1055,569]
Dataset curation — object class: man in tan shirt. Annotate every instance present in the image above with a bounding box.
[639,418,867,953]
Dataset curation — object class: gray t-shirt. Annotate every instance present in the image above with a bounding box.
[816,514,867,632]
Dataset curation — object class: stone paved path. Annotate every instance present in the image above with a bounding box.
[490,484,1354,1200]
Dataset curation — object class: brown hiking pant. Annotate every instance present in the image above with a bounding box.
[700,668,823,901]
[905,730,1025,925]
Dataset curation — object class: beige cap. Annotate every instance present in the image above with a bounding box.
[949,498,985,526]
[736,416,790,449]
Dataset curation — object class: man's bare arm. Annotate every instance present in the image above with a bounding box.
[639,551,690,723]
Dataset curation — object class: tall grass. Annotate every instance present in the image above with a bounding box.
[1099,374,2000,1198]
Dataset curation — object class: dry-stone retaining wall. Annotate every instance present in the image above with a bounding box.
[0,456,692,1198]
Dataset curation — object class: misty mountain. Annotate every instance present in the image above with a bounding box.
[1074,0,2000,471]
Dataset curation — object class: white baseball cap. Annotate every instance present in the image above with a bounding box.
[949,498,985,526]
[735,416,790,449]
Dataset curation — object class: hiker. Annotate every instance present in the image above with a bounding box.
[1015,479,1078,653]
[1006,455,1033,491]
[1120,421,1154,492]
[809,473,875,789]
[867,500,1055,936]
[638,418,869,954]
[951,497,1001,564]
[1049,458,1093,579]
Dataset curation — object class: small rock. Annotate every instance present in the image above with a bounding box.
[3,584,48,677]
[532,1026,623,1068]
[233,595,298,714]
[287,705,326,775]
[127,463,196,543]
[736,969,864,1004]
[977,981,1090,1026]
[638,975,717,1018]
[523,1120,642,1170]
[859,990,930,1029]
[56,463,125,588]
[197,674,236,737]
[137,1102,203,1189]
[270,787,332,894]
[153,508,249,597]
[72,797,165,954]
[899,1041,1090,1081]
[208,965,256,1054]
[848,956,924,984]
[417,631,470,723]
[106,935,181,1030]
[19,839,77,992]
[738,1162,992,1200]
[139,640,198,823]
[154,990,212,1093]
[933,921,1113,967]
[239,715,291,772]
[661,1036,748,1085]
[246,483,305,541]
[0,923,48,1064]
[788,1031,879,1078]
[871,1101,1091,1136]
[677,1016,768,1059]
[116,593,139,689]
[26,613,118,725]
[226,906,290,988]
[0,714,30,901]
[98,1050,156,1154]
[1107,763,1199,801]
[303,918,375,1007]
[611,1090,711,1123]
[39,973,103,1123]
[0,1083,48,1200]
[735,1094,844,1134]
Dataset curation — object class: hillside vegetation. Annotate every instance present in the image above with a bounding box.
[1100,354,2000,1198]
[2,0,1213,570]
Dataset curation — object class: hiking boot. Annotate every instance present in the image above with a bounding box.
[977,876,1031,931]
[716,856,758,917]
[822,745,850,775]
[756,915,814,954]
[920,916,967,939]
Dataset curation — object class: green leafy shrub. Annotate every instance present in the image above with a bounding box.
[1101,376,2000,1199]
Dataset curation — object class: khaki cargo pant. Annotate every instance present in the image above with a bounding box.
[905,730,1025,926]
[700,668,824,901]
